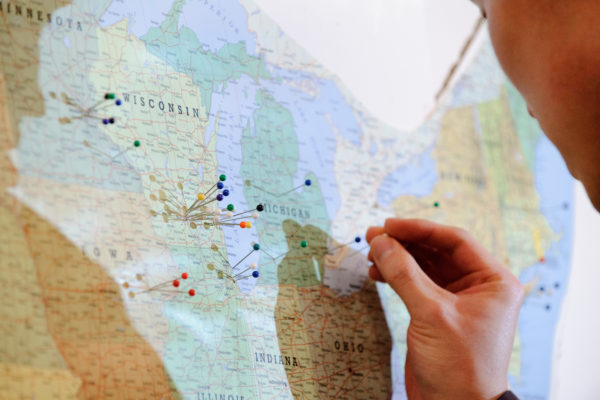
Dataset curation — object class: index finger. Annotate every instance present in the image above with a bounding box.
[366,226,384,243]
[384,218,501,271]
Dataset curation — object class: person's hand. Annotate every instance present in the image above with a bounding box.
[367,219,524,400]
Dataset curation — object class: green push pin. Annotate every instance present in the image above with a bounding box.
[433,202,440,208]
[133,140,141,147]
[300,240,308,248]
[253,243,260,251]
[219,174,226,182]
[227,204,234,212]
[105,93,116,100]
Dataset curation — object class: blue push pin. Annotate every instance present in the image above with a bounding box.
[216,194,224,201]
[305,179,312,186]
[115,99,122,106]
[252,270,259,278]
[102,118,109,125]
[217,182,224,190]
[223,189,230,197]
[355,236,361,243]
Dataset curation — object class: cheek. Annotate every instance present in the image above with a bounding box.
[485,3,538,99]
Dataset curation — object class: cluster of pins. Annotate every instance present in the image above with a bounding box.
[208,243,260,283]
[83,139,141,162]
[122,272,196,298]
[53,92,122,125]
[149,174,263,229]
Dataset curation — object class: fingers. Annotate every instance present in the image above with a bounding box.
[369,234,446,314]
[383,219,500,273]
[369,265,385,282]
[366,226,384,243]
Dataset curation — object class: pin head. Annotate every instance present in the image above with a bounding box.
[300,240,308,248]
[188,289,196,296]
[105,93,116,100]
[181,272,189,279]
[219,174,227,182]
[173,280,180,287]
[227,204,234,211]
[305,179,312,186]
[133,140,141,147]
[240,221,247,228]
[216,194,224,201]
[252,271,259,278]
[223,189,230,196]
[116,99,122,106]
[256,204,264,212]
[109,118,115,124]
[246,221,252,228]
[355,237,361,243]
[217,182,224,189]
[102,118,109,125]
[253,243,260,251]
[434,202,440,208]
[197,193,206,201]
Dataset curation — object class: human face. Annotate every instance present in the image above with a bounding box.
[471,0,600,211]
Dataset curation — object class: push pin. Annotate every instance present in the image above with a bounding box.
[54,91,122,125]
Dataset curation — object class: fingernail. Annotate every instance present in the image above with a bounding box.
[370,235,394,262]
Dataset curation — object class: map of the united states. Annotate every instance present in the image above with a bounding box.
[0,0,574,399]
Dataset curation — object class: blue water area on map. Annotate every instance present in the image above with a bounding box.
[257,68,356,221]
[376,148,438,206]
[511,135,574,399]
[178,0,257,55]
[98,0,175,37]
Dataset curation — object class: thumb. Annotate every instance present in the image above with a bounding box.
[370,234,445,315]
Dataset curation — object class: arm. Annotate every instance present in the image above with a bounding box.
[367,219,524,400]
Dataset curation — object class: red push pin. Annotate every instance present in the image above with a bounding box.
[188,289,196,296]
[540,257,546,263]
[240,221,247,228]
[172,279,180,287]
[181,272,189,279]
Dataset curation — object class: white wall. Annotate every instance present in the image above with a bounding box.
[550,182,600,400]
[253,0,600,398]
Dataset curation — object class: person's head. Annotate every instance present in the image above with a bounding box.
[472,0,600,211]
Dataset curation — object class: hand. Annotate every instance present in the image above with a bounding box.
[367,219,524,400]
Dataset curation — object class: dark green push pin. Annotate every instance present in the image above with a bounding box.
[253,243,260,251]
[219,174,226,182]
[300,240,308,248]
[433,202,440,208]
[133,140,141,147]
[105,93,116,100]
[227,204,234,212]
